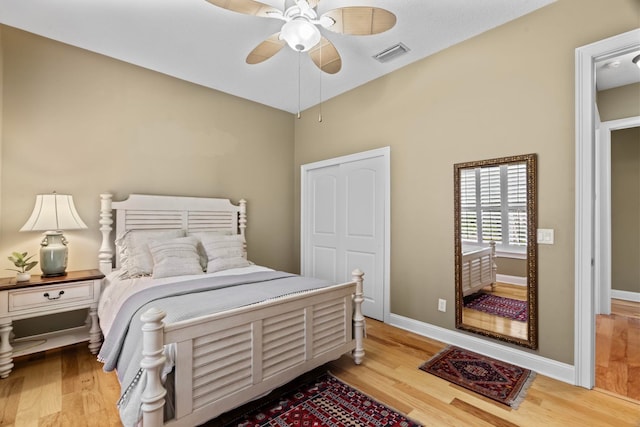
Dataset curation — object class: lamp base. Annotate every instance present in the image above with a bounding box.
[41,272,67,278]
[40,231,68,277]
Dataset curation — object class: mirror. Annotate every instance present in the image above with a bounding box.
[454,154,538,349]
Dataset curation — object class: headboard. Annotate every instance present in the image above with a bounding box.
[99,194,247,274]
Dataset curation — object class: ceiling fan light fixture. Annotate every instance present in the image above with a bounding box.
[318,15,335,28]
[280,18,321,52]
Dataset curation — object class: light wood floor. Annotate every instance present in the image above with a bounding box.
[462,283,528,340]
[0,344,122,426]
[1,319,639,426]
[595,299,640,402]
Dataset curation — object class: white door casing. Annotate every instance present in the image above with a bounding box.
[301,147,390,322]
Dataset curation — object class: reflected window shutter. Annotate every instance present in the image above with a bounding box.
[480,166,502,244]
[480,166,501,208]
[507,163,528,246]
[481,211,502,242]
[460,168,478,242]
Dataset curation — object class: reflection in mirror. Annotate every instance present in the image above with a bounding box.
[454,154,538,349]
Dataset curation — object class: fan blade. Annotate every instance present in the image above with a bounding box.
[309,37,341,74]
[321,7,396,35]
[205,0,280,17]
[246,33,286,64]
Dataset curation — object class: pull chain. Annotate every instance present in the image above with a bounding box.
[297,52,302,119]
[318,41,323,122]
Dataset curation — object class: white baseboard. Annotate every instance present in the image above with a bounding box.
[496,274,527,286]
[611,289,640,302]
[388,314,575,385]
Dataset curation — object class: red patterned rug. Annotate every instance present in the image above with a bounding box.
[464,293,528,321]
[213,371,422,427]
[419,346,535,408]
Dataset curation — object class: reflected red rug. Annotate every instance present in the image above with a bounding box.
[464,293,528,321]
[419,346,535,408]
[219,371,422,427]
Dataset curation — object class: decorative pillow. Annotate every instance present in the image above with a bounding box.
[207,257,252,273]
[148,236,204,279]
[115,229,185,278]
[188,230,234,271]
[200,234,250,273]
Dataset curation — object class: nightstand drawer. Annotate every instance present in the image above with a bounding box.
[8,281,94,312]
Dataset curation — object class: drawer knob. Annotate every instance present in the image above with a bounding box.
[43,290,65,300]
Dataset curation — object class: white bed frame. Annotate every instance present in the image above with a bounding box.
[461,241,497,297]
[98,194,365,427]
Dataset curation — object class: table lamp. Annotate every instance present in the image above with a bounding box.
[20,193,88,277]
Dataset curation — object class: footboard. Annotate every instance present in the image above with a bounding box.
[140,270,365,427]
[461,242,497,296]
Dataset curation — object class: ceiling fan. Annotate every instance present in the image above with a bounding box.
[205,0,397,74]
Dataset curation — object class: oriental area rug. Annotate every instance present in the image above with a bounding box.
[209,371,422,427]
[464,293,528,321]
[419,346,535,409]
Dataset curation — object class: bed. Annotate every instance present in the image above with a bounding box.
[96,193,365,427]
[460,241,497,297]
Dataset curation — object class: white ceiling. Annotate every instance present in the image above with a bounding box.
[596,50,640,91]
[14,0,635,115]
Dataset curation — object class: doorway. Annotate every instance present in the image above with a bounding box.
[595,123,640,400]
[575,28,640,389]
[301,147,390,322]
[596,118,640,315]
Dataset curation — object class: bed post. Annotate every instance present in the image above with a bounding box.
[141,308,167,427]
[490,241,497,292]
[352,269,365,365]
[99,194,114,275]
[239,199,247,256]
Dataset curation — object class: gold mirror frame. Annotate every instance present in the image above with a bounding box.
[454,153,538,349]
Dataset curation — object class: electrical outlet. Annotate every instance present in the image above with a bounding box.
[438,299,446,312]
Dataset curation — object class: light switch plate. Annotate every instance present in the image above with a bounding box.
[537,228,554,244]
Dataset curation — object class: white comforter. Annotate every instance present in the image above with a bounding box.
[98,264,274,338]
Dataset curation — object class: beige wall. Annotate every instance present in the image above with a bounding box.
[611,127,640,294]
[294,0,639,364]
[495,257,527,278]
[0,27,296,277]
[598,83,640,121]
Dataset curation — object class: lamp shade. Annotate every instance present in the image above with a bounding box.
[20,193,88,232]
[280,18,321,52]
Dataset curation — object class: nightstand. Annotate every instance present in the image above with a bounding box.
[0,269,104,378]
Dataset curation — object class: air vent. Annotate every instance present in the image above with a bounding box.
[373,43,410,63]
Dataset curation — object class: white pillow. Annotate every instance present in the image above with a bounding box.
[207,257,252,273]
[148,236,204,279]
[200,234,250,273]
[188,230,234,271]
[115,229,185,278]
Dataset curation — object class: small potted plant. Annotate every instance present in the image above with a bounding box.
[7,251,38,282]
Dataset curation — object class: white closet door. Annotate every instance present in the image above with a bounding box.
[306,165,341,283]
[302,150,388,321]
